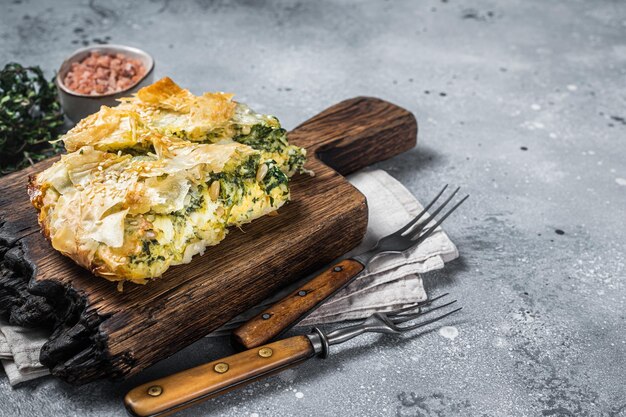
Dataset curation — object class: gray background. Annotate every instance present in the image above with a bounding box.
[1,0,625,416]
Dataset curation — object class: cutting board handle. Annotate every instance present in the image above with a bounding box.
[289,97,417,175]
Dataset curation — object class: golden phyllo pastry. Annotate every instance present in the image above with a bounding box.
[28,78,306,285]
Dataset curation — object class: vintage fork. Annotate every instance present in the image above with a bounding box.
[232,185,469,349]
[307,293,460,358]
[125,295,461,417]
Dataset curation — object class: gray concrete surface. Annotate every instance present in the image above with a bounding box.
[1,0,625,415]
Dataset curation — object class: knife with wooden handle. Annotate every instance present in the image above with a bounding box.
[124,335,317,417]
[231,258,365,350]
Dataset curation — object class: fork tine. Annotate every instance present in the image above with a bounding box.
[404,186,460,236]
[390,299,458,325]
[409,193,469,243]
[395,184,449,236]
[404,188,462,241]
[386,293,450,317]
[396,307,462,332]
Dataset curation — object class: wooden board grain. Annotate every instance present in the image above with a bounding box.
[0,97,417,384]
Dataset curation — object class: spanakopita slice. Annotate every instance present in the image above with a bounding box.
[29,78,306,285]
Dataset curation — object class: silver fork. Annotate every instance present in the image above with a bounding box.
[232,185,469,350]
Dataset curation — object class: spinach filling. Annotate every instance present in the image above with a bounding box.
[185,190,205,214]
[214,173,244,207]
[154,117,306,175]
[233,153,260,179]
[235,124,288,152]
[128,153,289,268]
[130,238,162,265]
[234,124,306,174]
[211,154,260,207]
[263,162,289,193]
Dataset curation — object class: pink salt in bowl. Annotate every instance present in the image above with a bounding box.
[56,44,154,123]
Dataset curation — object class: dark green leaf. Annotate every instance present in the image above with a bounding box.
[0,63,65,176]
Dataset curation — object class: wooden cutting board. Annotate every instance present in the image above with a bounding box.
[0,97,417,384]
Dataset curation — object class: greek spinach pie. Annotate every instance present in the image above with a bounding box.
[28,77,307,286]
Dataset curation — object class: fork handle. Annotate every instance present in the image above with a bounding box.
[124,336,316,417]
[231,259,365,350]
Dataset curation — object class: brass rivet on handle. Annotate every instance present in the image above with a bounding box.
[147,385,162,397]
[258,347,273,358]
[214,362,229,373]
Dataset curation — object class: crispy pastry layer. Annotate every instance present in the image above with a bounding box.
[29,78,306,285]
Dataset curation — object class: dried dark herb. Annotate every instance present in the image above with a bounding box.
[0,63,65,176]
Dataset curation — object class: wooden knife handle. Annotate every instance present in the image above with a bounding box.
[124,335,315,417]
[231,258,365,350]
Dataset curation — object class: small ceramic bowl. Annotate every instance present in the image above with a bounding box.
[56,44,154,123]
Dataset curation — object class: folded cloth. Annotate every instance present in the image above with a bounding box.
[0,330,10,359]
[0,169,459,385]
[208,169,458,336]
[0,321,51,385]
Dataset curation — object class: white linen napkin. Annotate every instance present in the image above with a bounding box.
[0,169,458,386]
[0,322,51,385]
